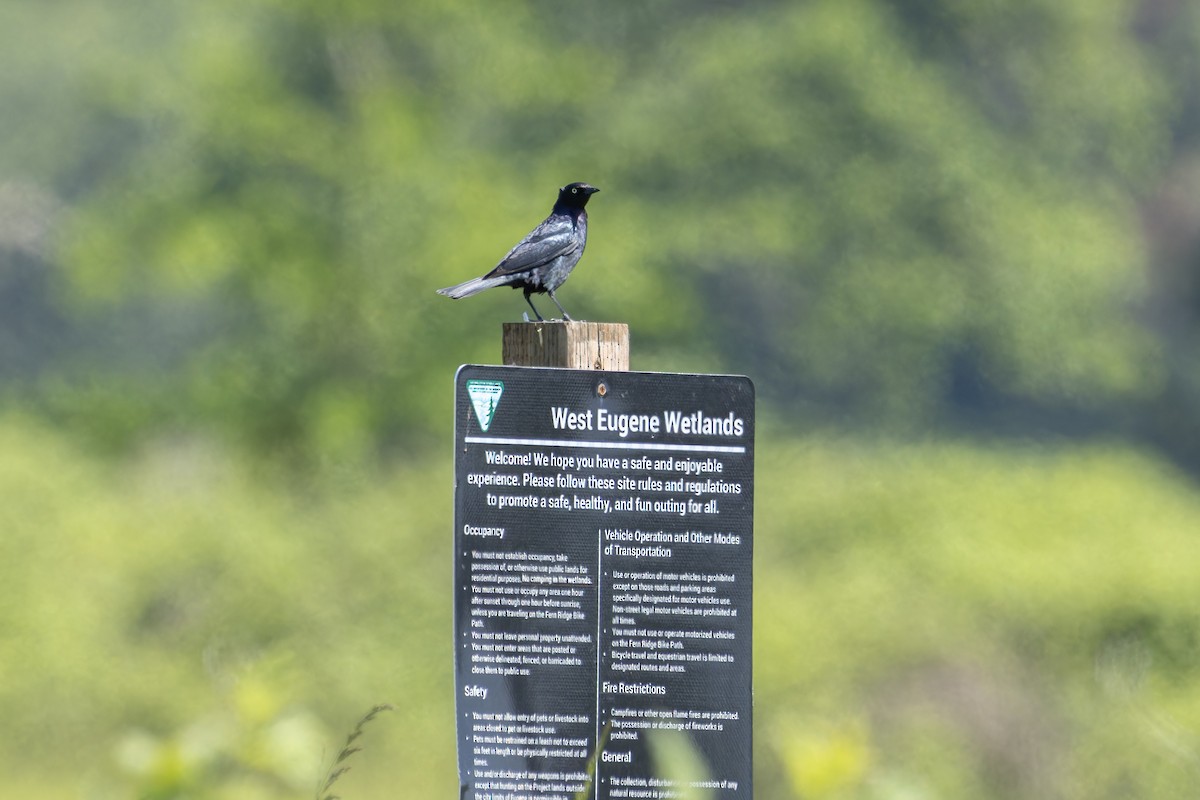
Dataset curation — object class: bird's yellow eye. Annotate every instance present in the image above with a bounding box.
[571,187,578,193]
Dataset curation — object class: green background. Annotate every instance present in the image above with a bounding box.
[4,1,1200,797]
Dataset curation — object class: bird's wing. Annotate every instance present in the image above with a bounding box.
[485,214,580,278]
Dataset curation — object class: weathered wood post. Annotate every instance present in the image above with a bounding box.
[501,320,630,371]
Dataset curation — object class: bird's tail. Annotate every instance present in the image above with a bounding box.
[436,274,513,299]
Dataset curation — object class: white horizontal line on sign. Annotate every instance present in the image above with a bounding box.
[464,435,746,455]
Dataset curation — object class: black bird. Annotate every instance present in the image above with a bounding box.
[437,182,599,321]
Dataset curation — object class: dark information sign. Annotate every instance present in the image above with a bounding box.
[452,365,755,800]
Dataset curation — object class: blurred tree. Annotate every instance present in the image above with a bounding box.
[0,0,1188,459]
[1134,0,1200,468]
[589,0,1168,426]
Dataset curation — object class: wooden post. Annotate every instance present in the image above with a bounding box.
[502,321,629,371]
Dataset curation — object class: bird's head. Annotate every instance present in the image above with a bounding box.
[557,182,600,209]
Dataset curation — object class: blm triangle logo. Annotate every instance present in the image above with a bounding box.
[466,380,504,432]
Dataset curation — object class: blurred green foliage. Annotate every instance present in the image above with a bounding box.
[0,417,453,798]
[5,0,1200,798]
[4,419,1200,797]
[2,0,1197,457]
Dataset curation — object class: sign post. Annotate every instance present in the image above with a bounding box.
[452,364,754,800]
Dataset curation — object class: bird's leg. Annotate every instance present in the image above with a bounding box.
[548,290,572,321]
[523,289,545,321]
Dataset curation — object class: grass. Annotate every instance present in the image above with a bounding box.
[316,705,394,800]
[2,418,1199,797]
